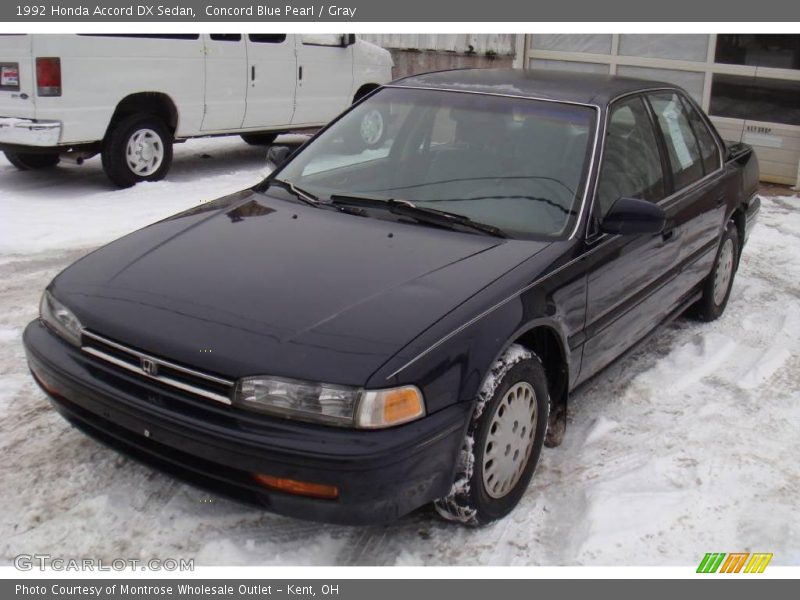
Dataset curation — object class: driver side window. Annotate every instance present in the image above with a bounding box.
[596,96,666,220]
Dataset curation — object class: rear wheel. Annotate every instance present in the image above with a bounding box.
[102,114,173,188]
[434,344,550,526]
[241,132,279,146]
[4,151,60,170]
[694,220,739,322]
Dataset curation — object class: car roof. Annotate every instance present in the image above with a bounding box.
[390,68,679,106]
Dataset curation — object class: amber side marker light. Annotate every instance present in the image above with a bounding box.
[252,473,339,500]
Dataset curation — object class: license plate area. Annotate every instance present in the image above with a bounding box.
[0,63,20,91]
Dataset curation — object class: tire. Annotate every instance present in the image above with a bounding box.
[101,114,173,188]
[241,132,279,146]
[435,344,550,526]
[694,220,739,322]
[4,151,59,170]
[357,106,387,149]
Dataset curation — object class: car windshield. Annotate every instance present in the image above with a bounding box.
[271,87,597,239]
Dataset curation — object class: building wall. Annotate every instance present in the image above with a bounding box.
[362,34,517,80]
[523,34,800,186]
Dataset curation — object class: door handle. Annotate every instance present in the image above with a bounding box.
[716,195,725,208]
[662,228,675,241]
[251,65,255,81]
[298,65,303,81]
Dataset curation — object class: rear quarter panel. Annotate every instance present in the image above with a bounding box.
[30,34,205,144]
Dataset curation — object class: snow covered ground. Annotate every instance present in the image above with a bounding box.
[1,138,798,566]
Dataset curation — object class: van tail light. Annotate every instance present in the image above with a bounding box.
[36,57,61,96]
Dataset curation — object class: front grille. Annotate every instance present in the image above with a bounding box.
[80,330,234,405]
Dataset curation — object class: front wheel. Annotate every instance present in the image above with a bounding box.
[4,151,60,170]
[101,114,173,188]
[435,344,550,526]
[694,220,739,321]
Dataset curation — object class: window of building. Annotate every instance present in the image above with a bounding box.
[597,96,666,218]
[648,92,705,190]
[529,59,610,74]
[529,34,613,55]
[618,34,709,62]
[715,34,800,70]
[709,74,800,127]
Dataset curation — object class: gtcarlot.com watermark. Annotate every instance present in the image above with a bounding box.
[14,554,194,571]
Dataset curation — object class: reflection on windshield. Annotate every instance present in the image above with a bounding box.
[276,87,596,239]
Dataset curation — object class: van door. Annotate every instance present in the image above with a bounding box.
[292,34,354,126]
[0,34,35,120]
[241,34,296,130]
[201,34,247,131]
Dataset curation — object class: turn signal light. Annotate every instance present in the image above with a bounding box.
[252,473,339,500]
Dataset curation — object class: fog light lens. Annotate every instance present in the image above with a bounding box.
[356,385,425,429]
[252,473,339,500]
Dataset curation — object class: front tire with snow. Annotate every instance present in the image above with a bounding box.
[434,344,550,526]
[101,114,173,188]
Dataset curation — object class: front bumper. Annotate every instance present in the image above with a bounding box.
[0,116,61,146]
[23,320,469,525]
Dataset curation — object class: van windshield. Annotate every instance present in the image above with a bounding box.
[272,87,597,239]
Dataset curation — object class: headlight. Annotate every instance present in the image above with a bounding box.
[234,376,425,429]
[39,289,83,347]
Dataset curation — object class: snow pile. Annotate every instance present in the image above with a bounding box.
[0,149,798,567]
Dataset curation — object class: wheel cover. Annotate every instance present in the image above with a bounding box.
[713,238,735,306]
[359,109,384,146]
[481,381,538,499]
[126,128,164,176]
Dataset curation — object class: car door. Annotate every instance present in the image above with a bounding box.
[241,34,296,129]
[646,91,729,290]
[579,94,680,381]
[292,34,354,126]
[201,34,247,131]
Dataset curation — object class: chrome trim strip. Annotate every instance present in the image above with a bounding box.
[383,84,603,241]
[80,330,234,405]
[82,347,233,405]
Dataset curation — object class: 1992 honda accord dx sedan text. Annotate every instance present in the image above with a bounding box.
[23,69,760,525]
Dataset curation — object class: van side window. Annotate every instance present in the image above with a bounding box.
[210,34,242,42]
[680,95,721,174]
[248,34,287,44]
[301,35,346,47]
[596,96,666,219]
[647,92,705,190]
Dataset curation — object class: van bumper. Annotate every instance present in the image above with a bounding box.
[0,117,61,146]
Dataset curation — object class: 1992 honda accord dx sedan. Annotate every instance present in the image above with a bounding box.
[23,69,760,525]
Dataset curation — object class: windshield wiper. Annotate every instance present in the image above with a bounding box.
[268,178,321,207]
[330,194,507,238]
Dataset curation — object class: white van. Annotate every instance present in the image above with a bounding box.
[0,34,392,187]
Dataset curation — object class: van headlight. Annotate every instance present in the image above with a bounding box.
[234,376,425,429]
[39,289,83,347]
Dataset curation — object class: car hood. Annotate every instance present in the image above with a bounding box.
[53,189,549,385]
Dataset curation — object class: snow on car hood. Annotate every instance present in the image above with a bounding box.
[53,189,546,384]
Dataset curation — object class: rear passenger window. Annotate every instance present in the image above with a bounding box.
[248,34,287,44]
[597,96,666,218]
[680,96,721,174]
[210,34,242,42]
[648,92,705,190]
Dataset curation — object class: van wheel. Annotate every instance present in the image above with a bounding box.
[434,344,550,526]
[358,107,386,148]
[102,114,173,188]
[4,151,60,170]
[694,220,739,322]
[241,132,278,146]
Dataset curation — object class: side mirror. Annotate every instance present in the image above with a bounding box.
[342,34,357,47]
[599,197,666,236]
[266,145,291,169]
